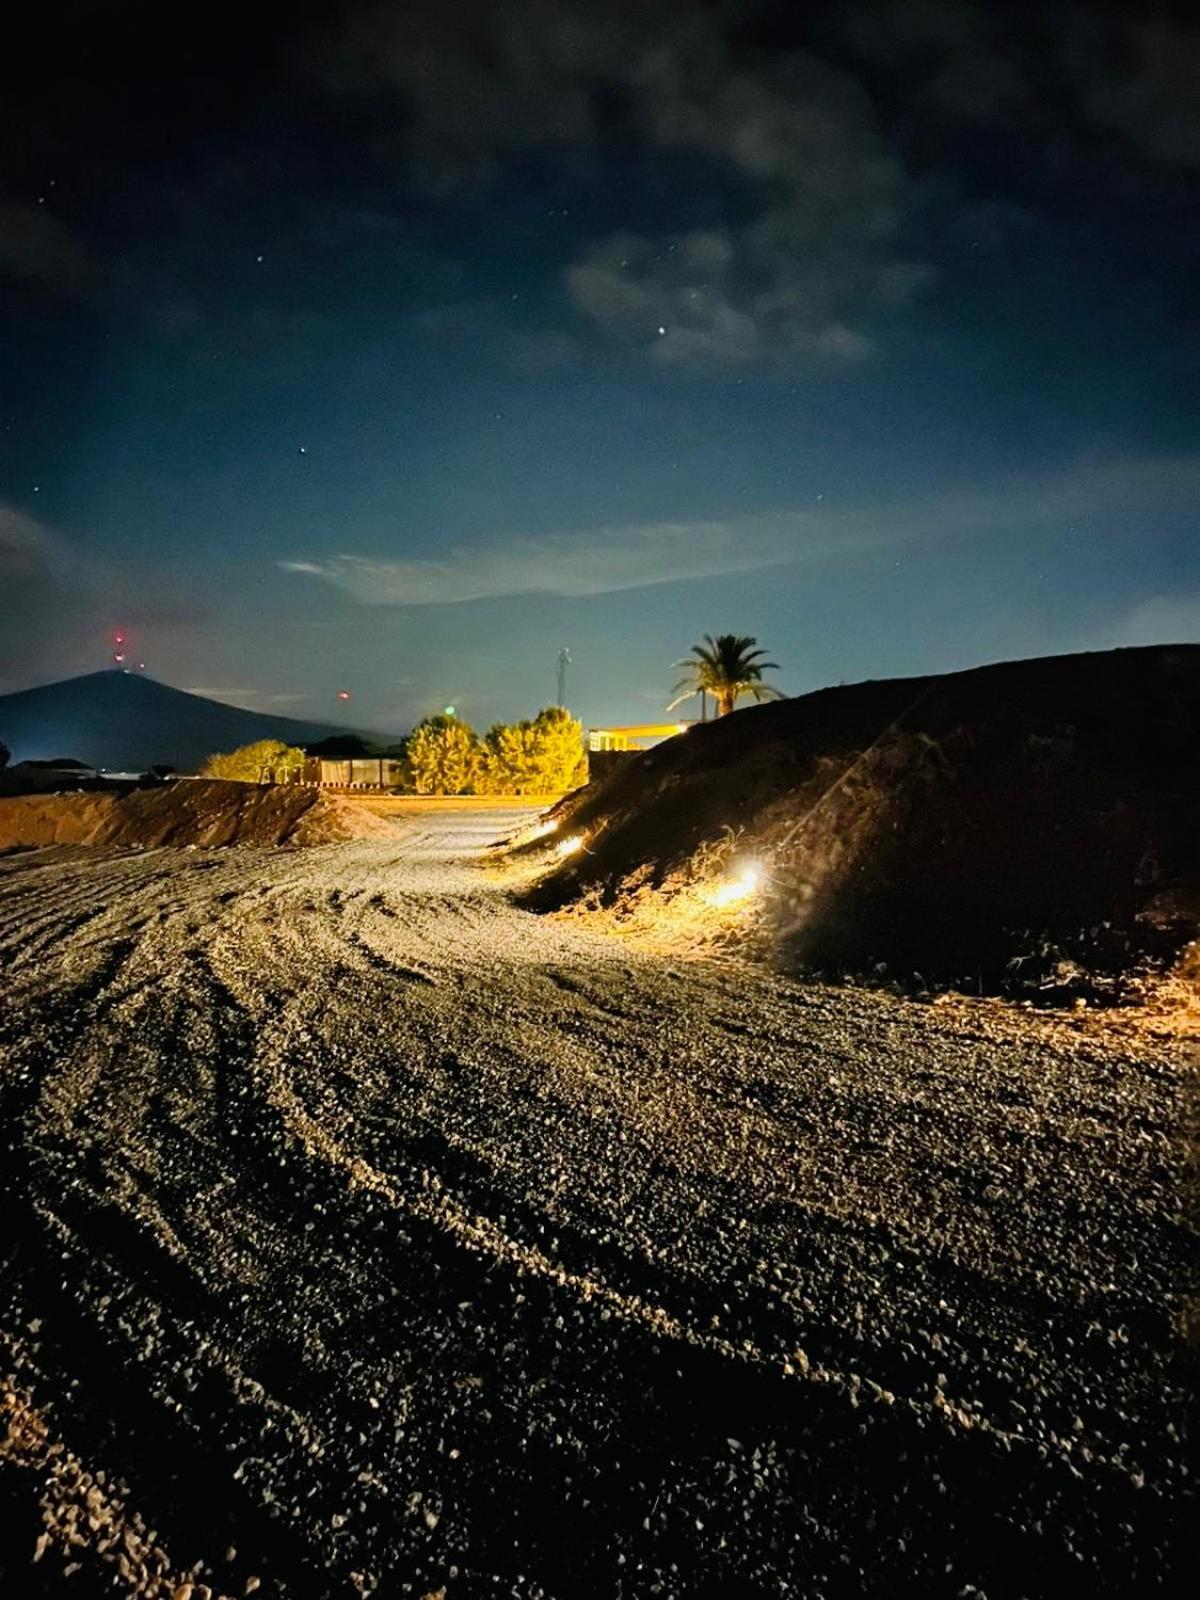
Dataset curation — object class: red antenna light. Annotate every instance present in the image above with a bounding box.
[337,690,351,703]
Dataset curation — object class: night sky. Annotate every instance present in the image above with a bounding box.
[2,0,1196,735]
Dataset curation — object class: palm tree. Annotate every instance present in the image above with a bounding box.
[667,634,783,719]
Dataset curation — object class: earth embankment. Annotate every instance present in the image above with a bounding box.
[527,644,1200,992]
[0,780,396,851]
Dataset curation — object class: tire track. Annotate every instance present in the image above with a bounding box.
[0,814,1189,1598]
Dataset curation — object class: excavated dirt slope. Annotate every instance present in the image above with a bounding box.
[0,780,396,851]
[527,645,1200,992]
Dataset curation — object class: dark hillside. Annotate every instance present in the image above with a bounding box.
[0,672,392,772]
[527,644,1200,990]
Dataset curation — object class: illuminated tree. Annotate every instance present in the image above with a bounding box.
[201,740,306,783]
[406,715,480,795]
[668,634,783,718]
[529,706,587,790]
[479,708,585,794]
[478,720,537,794]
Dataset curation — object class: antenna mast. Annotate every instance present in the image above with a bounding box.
[556,646,571,709]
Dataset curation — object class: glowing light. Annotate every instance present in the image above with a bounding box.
[444,705,456,717]
[337,690,351,702]
[556,834,584,858]
[708,861,762,908]
[526,819,558,841]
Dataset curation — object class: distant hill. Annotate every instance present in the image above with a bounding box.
[0,671,395,772]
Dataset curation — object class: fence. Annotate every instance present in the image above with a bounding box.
[307,757,405,790]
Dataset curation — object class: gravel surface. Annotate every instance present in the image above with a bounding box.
[0,810,1191,1598]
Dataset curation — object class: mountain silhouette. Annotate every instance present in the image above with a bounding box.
[0,672,394,771]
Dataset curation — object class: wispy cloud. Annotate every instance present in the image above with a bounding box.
[279,508,861,606]
[0,506,88,582]
[183,686,264,704]
[920,451,1199,533]
[183,687,314,708]
[0,507,216,689]
[1109,596,1200,648]
[280,452,1200,608]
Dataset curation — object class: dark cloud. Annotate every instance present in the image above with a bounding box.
[824,1,1200,170]
[4,2,1194,361]
[302,0,929,365]
[1062,9,1200,167]
[295,0,1197,366]
[0,198,93,295]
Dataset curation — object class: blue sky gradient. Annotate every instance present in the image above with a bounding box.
[2,0,1196,734]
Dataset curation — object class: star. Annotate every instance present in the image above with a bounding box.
[298,446,306,455]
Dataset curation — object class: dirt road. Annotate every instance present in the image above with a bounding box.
[0,810,1190,1597]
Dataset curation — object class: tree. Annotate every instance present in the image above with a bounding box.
[305,735,374,759]
[477,720,535,794]
[201,740,306,783]
[478,707,585,794]
[0,740,9,770]
[667,634,783,718]
[406,715,480,795]
[528,706,587,791]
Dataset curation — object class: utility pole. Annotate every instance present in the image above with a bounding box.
[557,646,571,709]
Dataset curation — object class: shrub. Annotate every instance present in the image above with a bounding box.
[201,740,306,783]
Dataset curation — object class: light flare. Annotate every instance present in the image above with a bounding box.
[556,834,584,858]
[707,860,763,908]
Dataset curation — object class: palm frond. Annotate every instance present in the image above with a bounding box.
[669,630,782,715]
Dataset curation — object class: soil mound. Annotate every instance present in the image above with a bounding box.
[525,644,1200,993]
[0,780,394,851]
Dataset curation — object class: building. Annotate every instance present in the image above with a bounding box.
[586,722,692,783]
[1,758,100,794]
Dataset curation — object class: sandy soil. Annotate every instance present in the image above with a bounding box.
[0,810,1191,1598]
